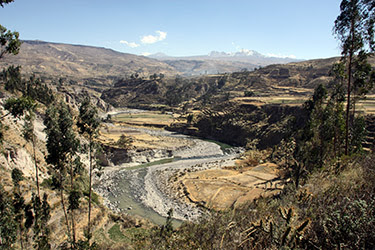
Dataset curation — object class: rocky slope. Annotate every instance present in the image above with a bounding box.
[100,57,344,108]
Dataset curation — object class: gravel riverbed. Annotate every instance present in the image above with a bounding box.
[94,117,243,223]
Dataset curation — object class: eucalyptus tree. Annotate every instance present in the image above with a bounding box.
[44,102,80,247]
[77,97,100,243]
[334,0,375,154]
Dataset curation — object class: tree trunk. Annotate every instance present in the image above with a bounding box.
[345,19,355,155]
[88,136,92,242]
[70,162,76,246]
[32,134,40,198]
[59,172,72,246]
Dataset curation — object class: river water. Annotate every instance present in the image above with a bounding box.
[94,116,241,226]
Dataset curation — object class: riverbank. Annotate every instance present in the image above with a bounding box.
[94,124,242,224]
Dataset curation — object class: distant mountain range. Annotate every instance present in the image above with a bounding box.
[149,49,299,64]
[148,50,301,75]
[0,40,303,84]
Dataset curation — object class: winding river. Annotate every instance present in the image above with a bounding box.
[94,117,241,226]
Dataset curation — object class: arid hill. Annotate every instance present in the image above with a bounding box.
[0,40,304,85]
[0,40,179,85]
[101,56,345,108]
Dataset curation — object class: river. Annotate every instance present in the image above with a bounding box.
[94,116,242,226]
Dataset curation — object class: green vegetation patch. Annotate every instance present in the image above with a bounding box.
[203,139,232,150]
[108,224,127,242]
[128,158,175,170]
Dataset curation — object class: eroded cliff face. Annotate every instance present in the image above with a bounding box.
[99,144,173,167]
[169,103,308,149]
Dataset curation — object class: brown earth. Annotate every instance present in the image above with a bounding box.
[175,163,283,210]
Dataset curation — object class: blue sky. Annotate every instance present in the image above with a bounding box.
[0,0,342,59]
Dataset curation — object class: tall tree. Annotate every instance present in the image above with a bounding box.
[77,97,100,244]
[0,0,21,144]
[44,102,79,247]
[23,111,41,197]
[334,0,374,154]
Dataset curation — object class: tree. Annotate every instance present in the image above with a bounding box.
[77,97,100,244]
[0,0,21,145]
[334,0,375,154]
[0,184,17,249]
[0,25,20,59]
[23,112,41,197]
[0,1,19,58]
[2,65,22,92]
[44,102,79,247]
[2,96,36,119]
[0,0,14,7]
[11,168,27,248]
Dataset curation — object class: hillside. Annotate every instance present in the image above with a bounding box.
[0,41,304,84]
[100,56,341,108]
[0,40,179,85]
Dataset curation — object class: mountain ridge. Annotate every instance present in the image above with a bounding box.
[0,40,305,82]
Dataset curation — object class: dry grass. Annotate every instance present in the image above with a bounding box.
[99,122,192,150]
[113,111,175,126]
[176,163,282,210]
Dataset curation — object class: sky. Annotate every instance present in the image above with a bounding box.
[0,0,343,59]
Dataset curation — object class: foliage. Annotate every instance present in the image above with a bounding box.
[192,103,306,148]
[0,184,17,249]
[239,207,310,249]
[77,97,100,137]
[32,193,51,250]
[44,102,80,247]
[116,134,133,149]
[2,65,22,91]
[11,168,24,187]
[68,189,82,211]
[147,208,175,249]
[0,24,20,59]
[77,96,100,246]
[44,102,79,171]
[144,154,375,249]
[244,90,255,97]
[1,67,55,105]
[0,0,14,7]
[3,96,36,118]
[108,224,127,242]
[334,0,375,154]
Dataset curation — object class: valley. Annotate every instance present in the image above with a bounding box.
[94,109,281,226]
[1,19,375,249]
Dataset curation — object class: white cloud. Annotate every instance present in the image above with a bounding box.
[141,31,167,44]
[141,52,151,56]
[120,40,140,48]
[266,53,296,59]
